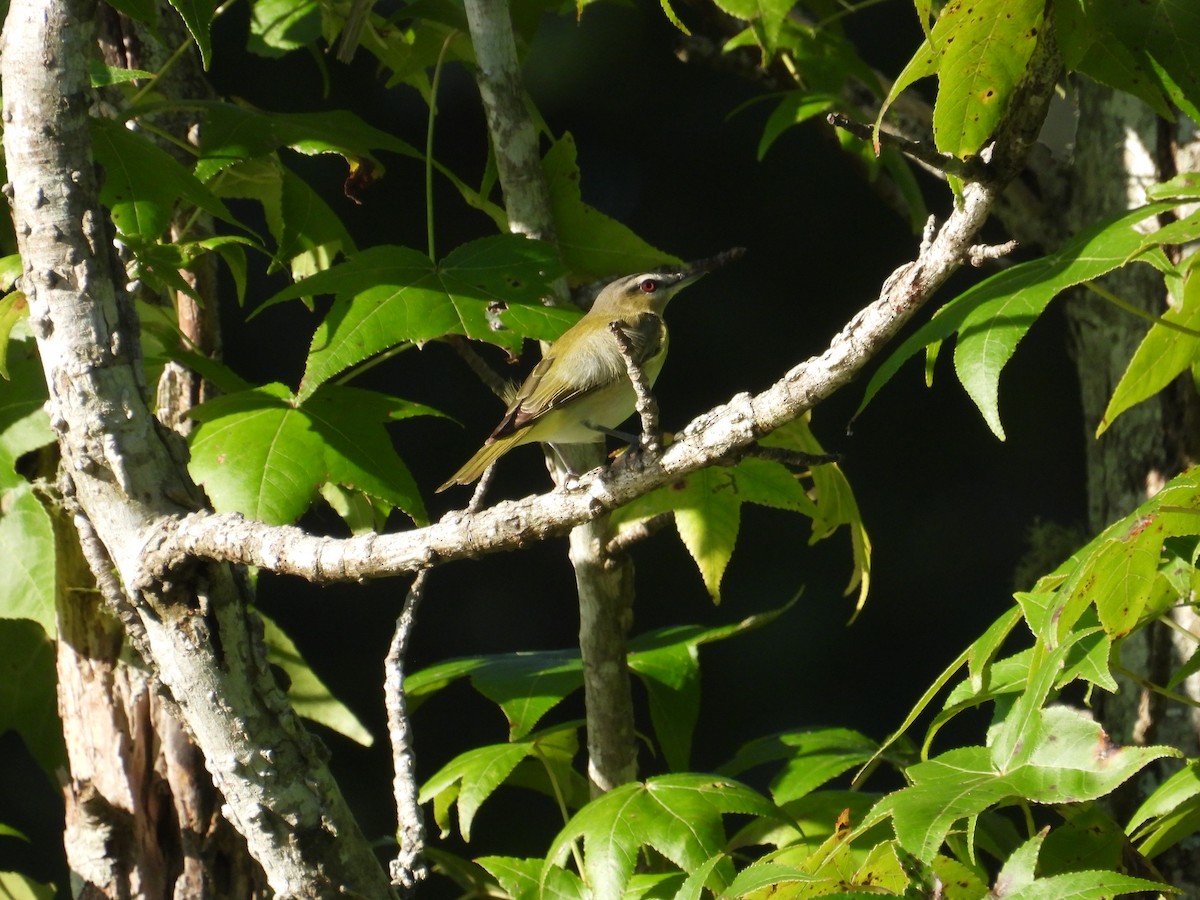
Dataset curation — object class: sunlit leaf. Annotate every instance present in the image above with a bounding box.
[0,870,56,900]
[721,728,878,805]
[261,237,570,399]
[91,118,235,239]
[188,382,433,525]
[419,724,582,841]
[1101,266,1200,434]
[858,201,1189,438]
[248,0,320,56]
[167,0,218,67]
[0,484,54,634]
[876,707,1176,863]
[542,774,781,898]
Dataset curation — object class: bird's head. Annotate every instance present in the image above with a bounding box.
[589,247,745,317]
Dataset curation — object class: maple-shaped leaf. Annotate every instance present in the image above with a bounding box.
[419,723,585,841]
[874,706,1177,863]
[256,235,571,400]
[188,382,436,526]
[542,774,782,898]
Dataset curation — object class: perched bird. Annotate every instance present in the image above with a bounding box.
[437,249,743,492]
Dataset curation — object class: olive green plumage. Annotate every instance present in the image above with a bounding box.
[438,249,742,491]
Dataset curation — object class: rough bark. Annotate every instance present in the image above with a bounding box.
[1064,84,1200,892]
[462,0,639,793]
[1,0,395,893]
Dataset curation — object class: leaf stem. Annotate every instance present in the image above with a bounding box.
[1083,280,1200,339]
[426,31,458,262]
[333,342,413,386]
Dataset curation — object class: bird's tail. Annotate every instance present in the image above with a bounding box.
[435,433,523,493]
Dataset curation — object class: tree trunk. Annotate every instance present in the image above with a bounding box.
[1,0,396,891]
[1064,82,1200,892]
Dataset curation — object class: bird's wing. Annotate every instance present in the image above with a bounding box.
[488,313,665,441]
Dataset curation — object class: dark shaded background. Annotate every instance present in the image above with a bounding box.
[0,0,1087,892]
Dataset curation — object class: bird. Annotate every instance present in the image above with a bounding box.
[437,248,744,492]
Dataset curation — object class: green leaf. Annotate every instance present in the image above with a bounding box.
[998,864,1171,900]
[1048,470,1200,643]
[91,118,235,240]
[1089,0,1200,118]
[762,417,872,611]
[210,155,354,278]
[758,92,838,160]
[673,468,740,603]
[419,723,582,841]
[1056,0,1175,118]
[878,707,1176,863]
[0,484,55,634]
[993,827,1044,894]
[276,237,570,398]
[542,774,781,898]
[476,856,586,900]
[1127,760,1200,858]
[188,382,432,525]
[247,0,320,56]
[0,871,56,900]
[544,134,679,283]
[628,634,699,772]
[89,61,156,87]
[166,0,218,67]
[930,0,1043,158]
[407,610,788,746]
[629,606,791,772]
[195,103,420,184]
[0,619,65,778]
[1101,266,1200,434]
[614,456,825,603]
[709,0,795,52]
[0,342,51,482]
[720,861,822,897]
[858,201,1189,438]
[102,0,157,25]
[721,728,879,805]
[407,649,582,741]
[259,610,372,745]
[0,270,26,380]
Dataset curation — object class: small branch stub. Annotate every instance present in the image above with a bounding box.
[608,319,662,455]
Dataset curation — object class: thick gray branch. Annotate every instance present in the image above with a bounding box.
[1,0,395,893]
[144,172,1019,580]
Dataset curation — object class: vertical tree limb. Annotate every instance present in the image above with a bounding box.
[1,0,396,893]
[462,0,640,792]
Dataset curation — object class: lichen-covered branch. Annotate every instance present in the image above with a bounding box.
[462,0,639,792]
[143,14,1061,586]
[1,0,395,893]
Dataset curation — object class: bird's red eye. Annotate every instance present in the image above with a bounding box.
[640,279,658,293]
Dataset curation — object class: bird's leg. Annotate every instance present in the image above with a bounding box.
[607,321,662,457]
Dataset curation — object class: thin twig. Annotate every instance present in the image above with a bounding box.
[386,453,497,889]
[967,240,1020,267]
[604,512,674,564]
[386,568,430,895]
[827,112,983,182]
[608,320,661,454]
[447,335,516,401]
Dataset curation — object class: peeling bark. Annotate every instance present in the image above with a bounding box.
[1,0,395,892]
